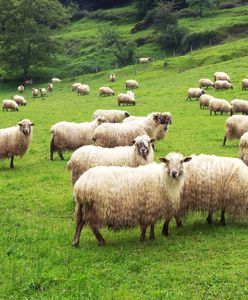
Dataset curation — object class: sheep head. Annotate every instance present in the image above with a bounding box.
[18,119,34,135]
[131,135,155,159]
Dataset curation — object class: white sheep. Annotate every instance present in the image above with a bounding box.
[68,135,154,185]
[0,119,34,168]
[138,57,152,64]
[109,74,116,82]
[17,85,24,93]
[32,88,39,98]
[214,80,233,91]
[13,95,27,106]
[77,84,90,95]
[2,100,19,112]
[39,88,47,97]
[186,88,205,100]
[199,94,213,109]
[223,115,248,146]
[48,83,53,92]
[93,109,129,123]
[51,77,61,83]
[117,92,135,106]
[125,80,139,89]
[230,99,248,115]
[240,132,248,166]
[242,79,248,91]
[50,116,106,160]
[198,79,214,89]
[72,83,82,91]
[214,72,231,82]
[209,98,232,115]
[72,152,192,246]
[99,87,115,97]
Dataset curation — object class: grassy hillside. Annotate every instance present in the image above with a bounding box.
[0,37,248,298]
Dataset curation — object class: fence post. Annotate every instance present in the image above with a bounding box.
[116,62,118,69]
[190,45,193,52]
[173,50,176,57]
[209,39,212,46]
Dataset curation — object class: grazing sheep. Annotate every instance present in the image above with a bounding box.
[77,84,90,95]
[138,57,152,64]
[51,77,61,83]
[72,152,192,247]
[39,88,47,97]
[214,80,233,91]
[48,83,53,92]
[240,132,248,166]
[24,79,33,86]
[198,79,214,89]
[214,72,231,82]
[209,98,232,115]
[13,95,27,106]
[187,88,205,100]
[17,85,24,93]
[50,116,106,160]
[2,100,19,112]
[199,94,213,109]
[72,83,82,91]
[109,74,116,82]
[117,92,135,106]
[126,80,139,89]
[92,112,167,148]
[230,99,248,115]
[223,115,248,146]
[99,87,115,97]
[68,135,154,185]
[32,88,39,98]
[0,119,34,168]
[161,154,248,236]
[242,79,248,91]
[93,109,129,123]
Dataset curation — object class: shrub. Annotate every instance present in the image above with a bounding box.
[177,8,200,18]
[158,25,188,50]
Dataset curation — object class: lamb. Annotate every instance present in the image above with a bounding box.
[92,112,167,148]
[0,119,34,168]
[72,83,82,91]
[50,116,106,160]
[17,85,24,93]
[198,79,214,89]
[72,152,192,247]
[223,115,248,146]
[214,72,231,82]
[39,88,47,97]
[99,87,115,97]
[32,88,39,98]
[125,80,139,89]
[93,109,130,123]
[117,91,135,106]
[51,77,61,83]
[13,95,27,106]
[199,94,213,109]
[68,135,154,185]
[2,100,19,112]
[230,99,248,115]
[242,79,248,91]
[138,57,152,64]
[109,74,116,82]
[77,84,90,95]
[48,83,53,92]
[209,98,232,115]
[186,88,205,100]
[214,80,233,91]
[240,132,248,166]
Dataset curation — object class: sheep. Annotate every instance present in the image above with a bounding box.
[39,88,47,97]
[51,77,61,83]
[138,57,152,64]
[13,95,27,106]
[77,84,90,95]
[209,98,232,115]
[240,132,248,166]
[117,92,135,106]
[24,79,33,86]
[214,80,233,91]
[48,83,53,92]
[72,83,82,91]
[125,80,139,89]
[242,79,248,91]
[93,109,130,123]
[99,87,115,97]
[17,85,24,93]
[0,119,34,168]
[2,100,19,112]
[92,112,168,148]
[198,79,214,89]
[161,154,248,236]
[186,88,205,100]
[50,116,107,160]
[199,94,213,109]
[72,152,192,247]
[68,135,155,185]
[230,99,248,115]
[32,88,39,98]
[109,74,116,82]
[214,72,231,82]
[223,115,248,146]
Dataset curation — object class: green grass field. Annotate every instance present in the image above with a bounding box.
[1,37,248,298]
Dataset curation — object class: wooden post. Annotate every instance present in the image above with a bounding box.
[190,45,193,52]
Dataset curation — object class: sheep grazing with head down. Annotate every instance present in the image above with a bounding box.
[72,83,82,91]
[18,85,24,93]
[240,132,248,166]
[0,119,34,168]
[48,83,53,92]
[242,79,248,91]
[230,99,248,115]
[72,152,192,247]
[51,77,61,83]
[99,87,115,97]
[138,57,152,64]
[209,98,232,115]
[187,88,205,100]
[92,112,167,148]
[214,80,233,91]
[117,91,135,106]
[13,95,27,106]
[199,79,214,89]
[77,84,90,95]
[109,74,116,82]
[2,100,19,112]
[125,79,139,89]
[93,109,129,123]
[199,94,213,109]
[223,115,248,146]
[50,116,107,160]
[214,72,231,82]
[68,135,154,185]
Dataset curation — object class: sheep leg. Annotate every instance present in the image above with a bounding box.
[58,151,64,160]
[175,216,183,228]
[91,227,105,246]
[206,211,213,224]
[72,204,85,247]
[220,209,226,226]
[140,225,147,242]
[50,136,55,160]
[223,135,227,146]
[10,156,14,168]
[149,224,155,240]
[162,219,170,236]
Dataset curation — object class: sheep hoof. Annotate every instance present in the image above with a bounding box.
[98,240,105,247]
[72,241,79,248]
[149,235,155,240]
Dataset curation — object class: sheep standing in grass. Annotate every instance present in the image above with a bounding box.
[92,112,167,148]
[13,95,27,106]
[199,79,214,89]
[138,57,151,64]
[214,72,231,82]
[77,84,90,95]
[242,79,248,90]
[50,116,106,160]
[214,80,233,91]
[18,85,24,93]
[209,98,232,115]
[99,87,115,97]
[0,119,34,168]
[68,135,154,185]
[230,99,248,115]
[93,109,129,123]
[223,115,248,146]
[126,80,139,89]
[117,91,135,106]
[2,100,19,112]
[187,88,205,100]
[48,83,53,92]
[32,88,39,98]
[199,94,213,109]
[109,74,116,82]
[39,88,47,97]
[72,152,192,247]
[52,77,61,83]
[240,132,248,166]
[72,83,82,91]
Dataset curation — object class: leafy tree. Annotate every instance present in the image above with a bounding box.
[153,1,178,30]
[186,0,216,17]
[158,25,187,50]
[0,0,68,79]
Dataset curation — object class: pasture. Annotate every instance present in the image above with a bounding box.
[0,50,248,298]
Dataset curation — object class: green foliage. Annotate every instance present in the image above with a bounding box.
[177,7,201,18]
[186,0,217,16]
[153,1,178,30]
[158,25,188,50]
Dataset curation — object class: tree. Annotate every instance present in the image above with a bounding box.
[186,0,216,17]
[153,1,178,30]
[0,0,68,79]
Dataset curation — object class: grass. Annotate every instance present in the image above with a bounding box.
[1,38,248,298]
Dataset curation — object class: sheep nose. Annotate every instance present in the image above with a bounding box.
[171,170,178,178]
[159,117,166,124]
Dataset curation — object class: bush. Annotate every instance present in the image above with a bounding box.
[158,25,188,50]
[177,8,200,18]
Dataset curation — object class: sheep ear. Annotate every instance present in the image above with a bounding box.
[31,123,35,126]
[182,156,192,163]
[130,140,136,146]
[150,138,155,144]
[153,114,159,120]
[159,157,169,163]
[18,122,22,126]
